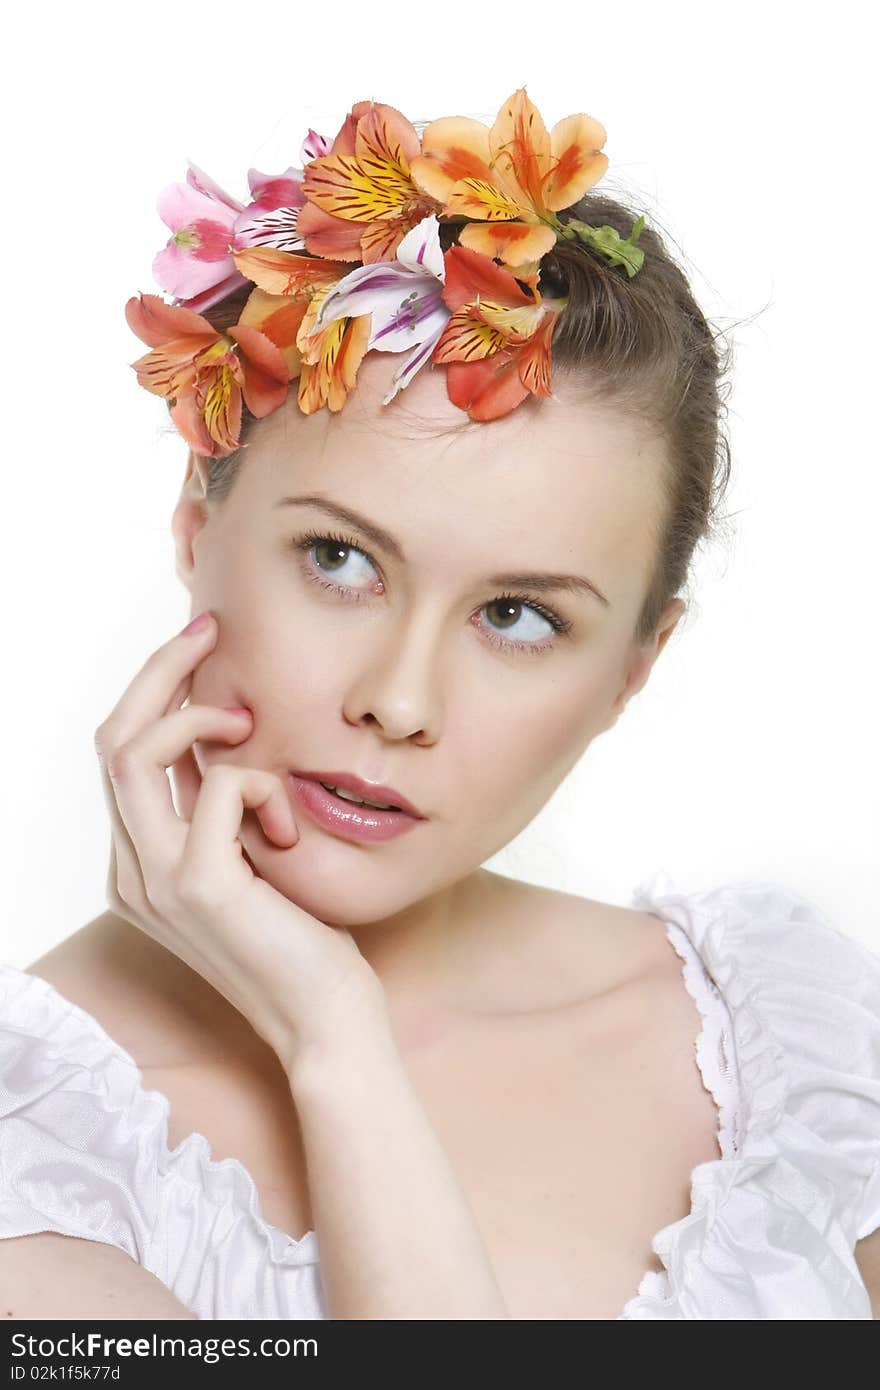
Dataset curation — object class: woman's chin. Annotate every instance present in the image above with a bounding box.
[235,814,388,927]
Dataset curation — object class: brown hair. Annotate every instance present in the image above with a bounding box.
[187,185,738,647]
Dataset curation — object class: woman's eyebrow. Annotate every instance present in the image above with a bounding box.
[273,493,611,608]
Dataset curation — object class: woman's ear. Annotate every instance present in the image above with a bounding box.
[599,597,687,734]
[171,451,211,590]
[183,449,210,496]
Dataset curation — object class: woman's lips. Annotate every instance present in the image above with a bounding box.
[291,768,424,819]
[288,774,424,844]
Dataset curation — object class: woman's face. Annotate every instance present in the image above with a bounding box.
[173,352,683,926]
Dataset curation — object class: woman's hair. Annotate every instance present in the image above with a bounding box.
[190,186,736,647]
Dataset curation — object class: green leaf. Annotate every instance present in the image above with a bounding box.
[563,216,646,277]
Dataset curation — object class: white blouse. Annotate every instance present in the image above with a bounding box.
[1,874,878,1320]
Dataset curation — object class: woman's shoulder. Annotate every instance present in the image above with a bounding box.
[18,910,261,1069]
[631,874,880,1241]
[0,927,173,1262]
[477,869,684,1003]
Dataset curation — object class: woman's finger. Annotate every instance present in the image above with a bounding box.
[96,612,219,752]
[105,703,256,887]
[96,736,145,907]
[94,614,216,871]
[169,743,202,822]
[179,762,299,897]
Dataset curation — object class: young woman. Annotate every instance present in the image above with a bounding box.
[2,92,878,1320]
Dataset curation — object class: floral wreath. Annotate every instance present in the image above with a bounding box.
[126,86,645,459]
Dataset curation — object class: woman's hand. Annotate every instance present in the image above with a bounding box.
[93,609,390,1074]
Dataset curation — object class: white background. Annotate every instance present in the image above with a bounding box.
[2,0,877,966]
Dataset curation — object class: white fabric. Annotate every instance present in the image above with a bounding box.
[1,875,878,1321]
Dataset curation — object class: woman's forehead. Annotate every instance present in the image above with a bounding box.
[234,350,666,590]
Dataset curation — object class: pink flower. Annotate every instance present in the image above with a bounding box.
[153,162,247,310]
[233,167,307,252]
[232,128,335,253]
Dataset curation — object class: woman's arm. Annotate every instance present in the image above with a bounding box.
[855,1227,880,1318]
[288,1018,511,1320]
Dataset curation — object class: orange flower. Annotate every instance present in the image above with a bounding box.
[231,244,372,409]
[236,287,309,380]
[410,86,608,269]
[294,284,373,414]
[231,247,358,383]
[298,100,441,263]
[431,245,561,421]
[125,293,289,457]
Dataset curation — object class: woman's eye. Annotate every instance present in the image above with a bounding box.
[477,597,560,648]
[291,530,571,656]
[308,535,377,587]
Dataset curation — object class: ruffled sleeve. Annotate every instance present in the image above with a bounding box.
[0,962,325,1319]
[624,876,880,1319]
[0,960,163,1262]
[715,881,880,1248]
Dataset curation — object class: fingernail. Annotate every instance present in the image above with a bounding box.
[182,611,212,636]
[223,706,252,719]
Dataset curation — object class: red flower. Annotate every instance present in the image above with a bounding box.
[125,294,289,457]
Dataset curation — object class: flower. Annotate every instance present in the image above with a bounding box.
[297,100,441,263]
[295,286,373,414]
[233,167,308,251]
[409,86,608,269]
[129,91,645,442]
[153,162,248,311]
[125,293,289,456]
[230,243,373,413]
[235,288,309,380]
[309,214,450,403]
[231,130,333,252]
[430,245,562,420]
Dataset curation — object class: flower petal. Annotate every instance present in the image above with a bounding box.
[232,246,349,298]
[443,176,524,222]
[233,204,307,252]
[296,200,364,260]
[457,220,557,267]
[245,168,305,208]
[125,292,218,348]
[178,270,250,314]
[297,313,372,414]
[153,241,236,301]
[237,287,306,378]
[157,181,239,234]
[354,102,421,179]
[301,151,414,222]
[301,128,332,163]
[313,261,418,330]
[235,354,290,418]
[477,299,545,342]
[381,326,446,404]
[197,365,243,454]
[394,214,445,281]
[300,102,421,227]
[516,313,556,397]
[368,292,448,354]
[186,162,245,214]
[444,352,530,421]
[488,87,552,213]
[227,323,290,389]
[129,337,215,397]
[432,305,508,363]
[357,205,426,263]
[409,116,493,203]
[543,113,609,211]
[170,392,219,456]
[440,245,536,313]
